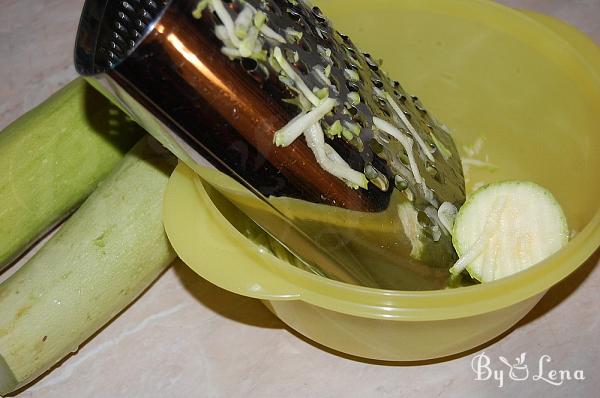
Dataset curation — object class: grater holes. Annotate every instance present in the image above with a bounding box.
[337,31,350,44]
[373,97,391,118]
[312,6,327,24]
[261,0,282,15]
[345,47,360,65]
[286,8,302,23]
[121,1,135,13]
[111,31,126,45]
[371,77,384,90]
[369,138,385,156]
[294,59,308,75]
[241,57,267,83]
[344,58,358,71]
[109,41,125,56]
[373,95,386,108]
[114,21,128,35]
[411,96,427,114]
[211,9,223,24]
[146,0,159,10]
[367,62,379,72]
[95,0,169,68]
[346,58,359,71]
[117,11,131,23]
[136,8,151,21]
[363,53,379,71]
[345,104,359,117]
[241,57,258,72]
[129,28,143,41]
[134,18,147,31]
[346,80,360,92]
[329,74,342,93]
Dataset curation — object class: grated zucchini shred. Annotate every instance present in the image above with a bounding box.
[305,124,369,189]
[273,98,337,147]
[373,117,422,184]
[384,93,435,163]
[272,47,320,106]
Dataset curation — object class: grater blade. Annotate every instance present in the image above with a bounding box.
[75,0,466,290]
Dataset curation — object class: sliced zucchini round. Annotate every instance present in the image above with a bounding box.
[450,181,569,282]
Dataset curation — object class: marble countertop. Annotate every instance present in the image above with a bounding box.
[1,1,599,397]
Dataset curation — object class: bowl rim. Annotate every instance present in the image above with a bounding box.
[192,177,600,322]
[167,0,600,322]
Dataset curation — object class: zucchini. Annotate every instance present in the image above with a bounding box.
[450,181,569,282]
[0,79,143,269]
[0,138,176,394]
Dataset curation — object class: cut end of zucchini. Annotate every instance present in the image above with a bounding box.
[451,181,569,282]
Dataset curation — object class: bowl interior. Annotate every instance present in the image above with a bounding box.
[318,0,600,234]
[163,0,600,320]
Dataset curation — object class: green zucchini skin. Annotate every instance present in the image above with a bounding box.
[0,78,143,268]
[0,138,177,394]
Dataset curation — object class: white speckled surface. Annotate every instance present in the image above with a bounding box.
[1,1,599,397]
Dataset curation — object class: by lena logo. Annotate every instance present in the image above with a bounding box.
[471,352,585,388]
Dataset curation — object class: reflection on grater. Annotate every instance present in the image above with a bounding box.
[75,0,465,290]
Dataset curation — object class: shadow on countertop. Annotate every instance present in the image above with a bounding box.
[515,247,599,327]
[173,260,282,330]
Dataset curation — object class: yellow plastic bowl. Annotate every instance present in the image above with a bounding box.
[163,0,600,360]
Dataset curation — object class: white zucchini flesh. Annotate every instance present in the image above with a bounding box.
[451,181,569,282]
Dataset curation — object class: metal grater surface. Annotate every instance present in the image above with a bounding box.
[192,0,465,240]
[232,0,466,214]
[94,0,464,215]
[78,0,467,289]
[95,0,170,69]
